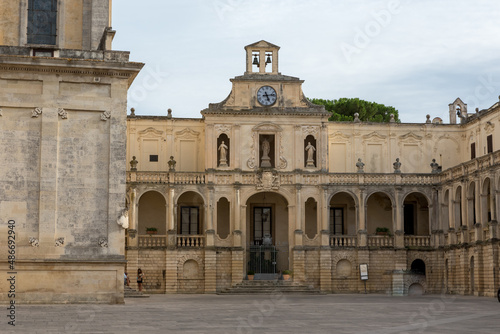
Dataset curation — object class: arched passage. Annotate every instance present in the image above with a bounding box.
[454,186,463,228]
[138,191,166,235]
[481,178,494,224]
[330,192,356,235]
[467,182,477,228]
[411,259,426,275]
[403,192,430,235]
[443,189,450,230]
[246,192,289,274]
[177,191,205,235]
[366,192,393,235]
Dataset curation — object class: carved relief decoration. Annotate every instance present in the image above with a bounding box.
[247,132,256,169]
[215,124,231,136]
[302,125,319,137]
[175,127,200,140]
[100,110,111,121]
[399,132,423,141]
[256,170,280,191]
[329,131,351,142]
[55,237,65,247]
[29,237,39,247]
[58,108,67,119]
[0,109,3,116]
[99,238,108,248]
[32,107,42,118]
[484,121,495,134]
[138,127,164,138]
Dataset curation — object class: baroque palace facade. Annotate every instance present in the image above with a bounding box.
[126,41,499,297]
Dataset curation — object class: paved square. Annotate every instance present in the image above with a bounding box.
[2,294,498,334]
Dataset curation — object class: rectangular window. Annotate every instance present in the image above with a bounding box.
[180,207,199,235]
[471,143,476,160]
[487,135,493,153]
[149,155,158,162]
[330,208,344,235]
[27,0,58,45]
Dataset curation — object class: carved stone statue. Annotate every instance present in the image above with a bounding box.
[130,156,138,171]
[305,142,316,167]
[168,156,176,171]
[430,159,440,173]
[218,141,228,167]
[261,138,272,167]
[393,158,401,173]
[356,158,365,173]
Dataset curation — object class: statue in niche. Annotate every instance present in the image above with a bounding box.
[218,141,228,167]
[305,142,316,167]
[261,138,272,167]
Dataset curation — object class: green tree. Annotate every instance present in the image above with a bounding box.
[310,98,400,123]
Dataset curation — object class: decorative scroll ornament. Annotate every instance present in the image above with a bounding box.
[117,209,129,229]
[98,238,108,248]
[0,109,3,116]
[101,110,111,121]
[32,107,42,118]
[58,108,68,119]
[55,237,65,247]
[256,170,280,191]
[278,133,287,169]
[29,237,39,247]
[247,132,256,169]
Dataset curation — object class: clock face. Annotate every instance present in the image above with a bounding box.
[257,86,277,106]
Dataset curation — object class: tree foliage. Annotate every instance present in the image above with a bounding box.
[310,97,400,123]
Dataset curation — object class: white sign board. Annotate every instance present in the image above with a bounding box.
[360,264,368,280]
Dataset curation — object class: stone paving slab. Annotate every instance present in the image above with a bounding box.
[1,294,498,334]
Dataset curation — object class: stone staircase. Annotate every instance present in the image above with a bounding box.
[218,280,324,295]
[124,285,150,298]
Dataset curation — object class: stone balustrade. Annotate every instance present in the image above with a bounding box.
[367,235,394,247]
[330,235,357,247]
[138,235,167,248]
[177,235,205,247]
[404,236,431,247]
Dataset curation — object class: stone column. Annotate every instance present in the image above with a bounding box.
[128,187,138,247]
[394,187,404,248]
[358,188,367,247]
[204,247,217,293]
[164,249,178,293]
[168,187,175,231]
[319,244,332,292]
[296,185,302,231]
[320,186,329,246]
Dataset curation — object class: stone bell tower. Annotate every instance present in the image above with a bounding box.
[0,0,143,304]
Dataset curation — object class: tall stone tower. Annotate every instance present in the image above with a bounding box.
[0,0,143,303]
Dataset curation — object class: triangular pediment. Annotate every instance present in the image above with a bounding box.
[245,40,280,50]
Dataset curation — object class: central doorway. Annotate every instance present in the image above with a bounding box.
[246,192,289,277]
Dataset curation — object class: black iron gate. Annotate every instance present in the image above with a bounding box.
[248,245,278,274]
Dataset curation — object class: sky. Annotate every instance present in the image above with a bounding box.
[112,0,500,123]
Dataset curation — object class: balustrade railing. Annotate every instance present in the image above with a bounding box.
[330,235,357,247]
[367,235,394,247]
[404,236,431,247]
[177,235,204,247]
[138,235,167,247]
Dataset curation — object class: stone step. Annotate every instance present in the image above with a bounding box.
[219,280,324,295]
[124,285,150,298]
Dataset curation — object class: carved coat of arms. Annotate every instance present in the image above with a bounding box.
[256,170,280,191]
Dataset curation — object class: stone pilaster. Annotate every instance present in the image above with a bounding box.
[319,247,332,292]
[231,249,244,286]
[165,249,178,293]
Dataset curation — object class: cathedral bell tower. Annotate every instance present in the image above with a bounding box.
[0,0,143,304]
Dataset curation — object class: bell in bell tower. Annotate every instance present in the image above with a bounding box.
[245,40,280,75]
